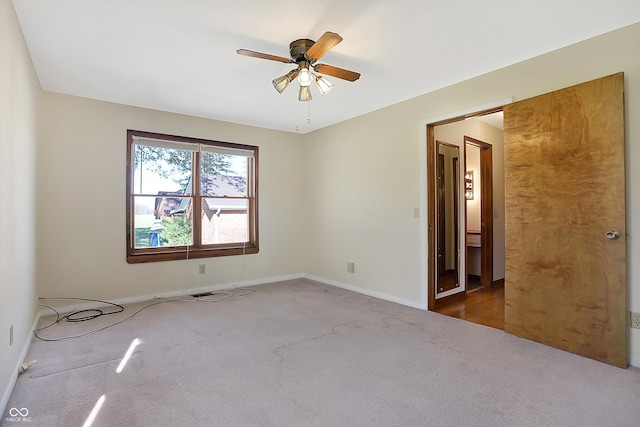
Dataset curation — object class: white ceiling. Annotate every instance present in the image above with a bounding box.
[13,0,640,134]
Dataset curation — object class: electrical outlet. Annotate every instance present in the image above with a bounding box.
[199,264,206,275]
[413,207,420,218]
[631,312,640,329]
[347,262,355,273]
[9,325,13,346]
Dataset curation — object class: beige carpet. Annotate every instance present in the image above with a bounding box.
[3,278,640,426]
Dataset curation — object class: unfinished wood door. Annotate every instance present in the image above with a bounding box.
[503,73,626,367]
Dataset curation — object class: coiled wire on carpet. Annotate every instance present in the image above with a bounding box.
[35,285,255,342]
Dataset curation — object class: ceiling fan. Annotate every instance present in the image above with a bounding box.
[237,31,360,101]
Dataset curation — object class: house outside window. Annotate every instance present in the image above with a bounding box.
[126,130,258,263]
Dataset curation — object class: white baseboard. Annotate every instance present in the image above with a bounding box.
[38,273,306,316]
[630,355,640,369]
[1,313,41,417]
[36,272,424,320]
[304,274,423,310]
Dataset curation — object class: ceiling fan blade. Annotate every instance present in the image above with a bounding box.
[314,64,361,82]
[236,49,293,64]
[305,32,343,62]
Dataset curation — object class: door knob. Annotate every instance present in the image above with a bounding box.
[606,230,621,240]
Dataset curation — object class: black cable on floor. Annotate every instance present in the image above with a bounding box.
[39,297,125,322]
[34,298,176,342]
[34,286,257,341]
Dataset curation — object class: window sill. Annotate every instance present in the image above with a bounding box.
[126,244,258,264]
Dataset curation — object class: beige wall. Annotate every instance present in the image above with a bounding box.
[36,92,307,301]
[0,0,40,412]
[303,106,425,307]
[305,22,640,365]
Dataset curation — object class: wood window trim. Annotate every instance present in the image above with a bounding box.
[126,130,259,263]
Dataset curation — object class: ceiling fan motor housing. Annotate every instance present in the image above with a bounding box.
[289,39,315,62]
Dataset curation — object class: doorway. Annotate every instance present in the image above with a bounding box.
[427,110,506,330]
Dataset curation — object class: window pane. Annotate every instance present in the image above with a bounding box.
[127,130,258,263]
[133,196,193,248]
[200,152,248,197]
[133,144,192,195]
[201,198,248,244]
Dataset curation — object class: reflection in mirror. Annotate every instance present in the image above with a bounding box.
[436,142,460,293]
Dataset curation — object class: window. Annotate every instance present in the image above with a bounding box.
[126,130,258,263]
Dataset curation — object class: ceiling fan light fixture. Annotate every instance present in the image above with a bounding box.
[272,70,299,94]
[315,75,334,96]
[297,61,313,87]
[272,75,290,94]
[298,85,312,102]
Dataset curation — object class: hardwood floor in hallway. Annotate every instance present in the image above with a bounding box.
[435,285,505,330]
